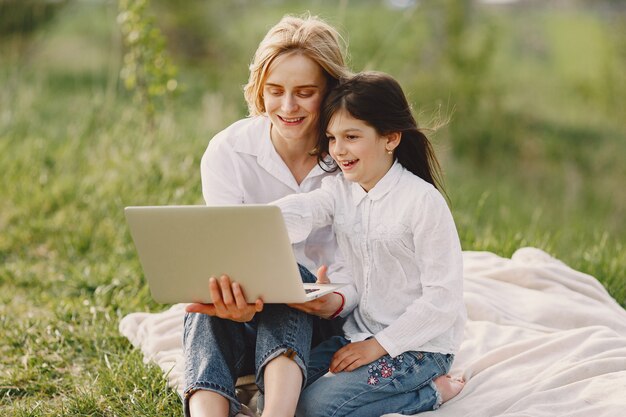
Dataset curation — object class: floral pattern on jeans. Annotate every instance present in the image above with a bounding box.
[367,354,405,385]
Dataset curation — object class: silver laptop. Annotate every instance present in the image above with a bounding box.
[124,205,344,304]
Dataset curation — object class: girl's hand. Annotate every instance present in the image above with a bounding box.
[330,339,388,373]
[288,265,343,319]
[185,275,263,322]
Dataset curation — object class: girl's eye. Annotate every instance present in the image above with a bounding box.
[267,89,283,96]
[326,136,336,142]
[346,135,358,140]
[297,91,314,98]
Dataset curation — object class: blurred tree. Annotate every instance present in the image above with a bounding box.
[118,0,179,129]
[0,0,67,36]
[428,0,502,163]
[0,0,68,67]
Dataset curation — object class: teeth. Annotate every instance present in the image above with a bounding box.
[281,117,303,122]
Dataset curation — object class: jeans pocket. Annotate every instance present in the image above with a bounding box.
[431,352,453,375]
[403,351,426,364]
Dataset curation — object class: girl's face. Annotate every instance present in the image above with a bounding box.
[327,108,399,192]
[263,52,327,145]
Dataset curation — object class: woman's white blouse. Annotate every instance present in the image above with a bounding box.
[274,162,466,357]
[200,116,352,287]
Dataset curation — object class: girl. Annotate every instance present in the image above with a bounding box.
[273,72,467,417]
[183,15,354,417]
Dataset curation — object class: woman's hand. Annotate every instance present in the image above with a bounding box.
[185,275,264,322]
[330,339,388,373]
[287,265,343,319]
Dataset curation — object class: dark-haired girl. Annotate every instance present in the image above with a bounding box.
[274,71,466,416]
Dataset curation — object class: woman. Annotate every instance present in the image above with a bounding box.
[182,15,353,417]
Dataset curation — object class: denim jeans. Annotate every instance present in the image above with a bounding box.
[183,264,339,417]
[297,336,454,417]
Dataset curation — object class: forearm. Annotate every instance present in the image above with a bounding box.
[288,291,344,319]
[272,189,334,243]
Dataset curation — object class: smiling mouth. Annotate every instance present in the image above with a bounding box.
[278,116,305,124]
[339,159,358,169]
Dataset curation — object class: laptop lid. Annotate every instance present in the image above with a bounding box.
[124,205,341,304]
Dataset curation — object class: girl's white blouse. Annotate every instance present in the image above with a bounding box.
[200,116,353,290]
[274,162,467,357]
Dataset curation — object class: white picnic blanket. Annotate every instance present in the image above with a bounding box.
[119,247,626,416]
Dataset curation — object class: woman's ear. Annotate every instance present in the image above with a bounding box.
[385,132,402,152]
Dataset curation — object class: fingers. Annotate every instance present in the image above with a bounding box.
[330,345,349,372]
[232,282,248,310]
[219,275,235,306]
[330,348,360,373]
[209,276,224,307]
[185,303,217,315]
[290,292,341,318]
[228,278,263,312]
[287,298,325,316]
[203,275,260,321]
[329,340,385,373]
[232,282,264,312]
[316,264,330,284]
[342,357,364,372]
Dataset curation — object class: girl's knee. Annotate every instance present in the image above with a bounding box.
[296,378,343,417]
[296,394,326,417]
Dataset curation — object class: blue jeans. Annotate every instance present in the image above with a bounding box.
[297,336,454,417]
[183,265,339,417]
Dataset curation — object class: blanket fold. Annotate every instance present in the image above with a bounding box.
[119,247,626,417]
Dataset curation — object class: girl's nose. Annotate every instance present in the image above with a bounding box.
[332,140,346,156]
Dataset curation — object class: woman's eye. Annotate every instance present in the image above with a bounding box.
[346,135,358,140]
[297,91,314,98]
[268,89,282,96]
[326,136,336,142]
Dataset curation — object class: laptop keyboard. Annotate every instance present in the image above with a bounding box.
[305,288,320,294]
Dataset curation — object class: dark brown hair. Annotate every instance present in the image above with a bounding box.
[317,71,445,192]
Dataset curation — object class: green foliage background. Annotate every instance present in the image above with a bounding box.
[0,0,624,414]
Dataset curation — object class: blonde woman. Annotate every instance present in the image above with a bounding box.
[183,15,354,417]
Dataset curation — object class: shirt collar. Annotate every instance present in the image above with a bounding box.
[231,116,272,157]
[232,116,331,190]
[350,160,404,205]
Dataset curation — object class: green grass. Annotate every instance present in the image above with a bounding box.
[1,1,625,414]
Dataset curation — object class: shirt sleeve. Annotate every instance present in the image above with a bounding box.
[200,133,244,205]
[271,177,337,243]
[374,189,464,357]
[272,177,360,313]
[325,244,359,316]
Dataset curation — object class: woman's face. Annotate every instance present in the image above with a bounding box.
[263,52,328,145]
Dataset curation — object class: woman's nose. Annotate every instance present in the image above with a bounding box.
[281,94,298,113]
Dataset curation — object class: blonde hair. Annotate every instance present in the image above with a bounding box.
[244,14,352,116]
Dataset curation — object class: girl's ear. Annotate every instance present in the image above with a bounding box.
[385,132,402,152]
